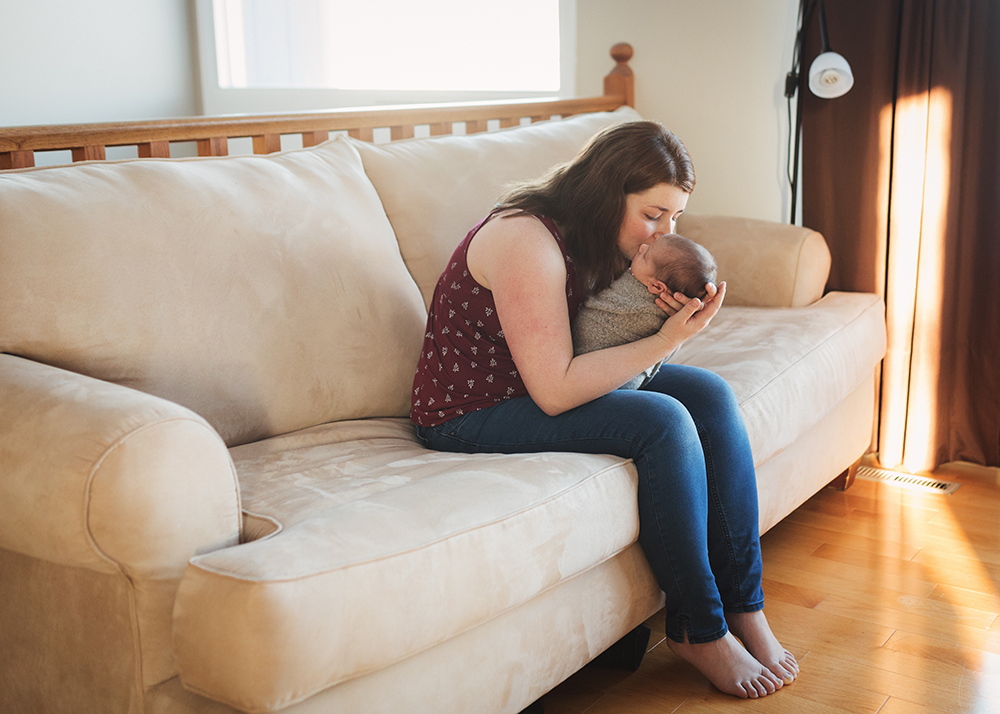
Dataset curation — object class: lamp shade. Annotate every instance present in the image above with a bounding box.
[808,51,854,98]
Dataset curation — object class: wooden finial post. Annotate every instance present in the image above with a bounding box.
[604,43,634,107]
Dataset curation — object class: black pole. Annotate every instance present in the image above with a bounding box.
[790,78,804,225]
[817,0,832,53]
[787,0,821,225]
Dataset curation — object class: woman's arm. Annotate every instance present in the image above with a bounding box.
[468,215,725,416]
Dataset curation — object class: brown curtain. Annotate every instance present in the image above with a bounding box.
[802,0,1000,472]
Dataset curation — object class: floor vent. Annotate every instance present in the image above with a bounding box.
[855,465,961,495]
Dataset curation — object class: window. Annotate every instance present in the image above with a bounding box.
[195,0,575,115]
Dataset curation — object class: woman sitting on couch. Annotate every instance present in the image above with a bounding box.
[410,121,798,699]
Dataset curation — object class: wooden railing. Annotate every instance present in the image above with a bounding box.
[0,44,634,171]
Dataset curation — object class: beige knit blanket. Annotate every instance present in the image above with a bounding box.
[572,272,673,390]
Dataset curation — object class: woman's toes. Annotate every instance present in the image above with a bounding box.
[775,651,799,683]
[754,675,773,697]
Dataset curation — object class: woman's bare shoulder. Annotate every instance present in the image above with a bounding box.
[468,212,565,288]
[474,212,562,256]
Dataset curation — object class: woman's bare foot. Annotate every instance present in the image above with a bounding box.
[666,630,783,698]
[726,610,799,684]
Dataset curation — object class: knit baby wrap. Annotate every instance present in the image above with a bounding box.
[572,272,677,390]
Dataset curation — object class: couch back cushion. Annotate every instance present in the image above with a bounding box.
[352,106,644,307]
[0,138,427,446]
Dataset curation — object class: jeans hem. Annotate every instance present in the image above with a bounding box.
[665,622,730,645]
[723,600,765,615]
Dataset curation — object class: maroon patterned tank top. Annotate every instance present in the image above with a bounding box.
[410,212,582,427]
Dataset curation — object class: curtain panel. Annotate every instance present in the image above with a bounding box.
[801,0,999,472]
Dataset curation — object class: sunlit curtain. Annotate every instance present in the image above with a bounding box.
[801,0,1000,472]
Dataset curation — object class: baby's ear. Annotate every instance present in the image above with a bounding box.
[647,279,669,296]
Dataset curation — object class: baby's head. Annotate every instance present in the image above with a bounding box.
[630,233,717,299]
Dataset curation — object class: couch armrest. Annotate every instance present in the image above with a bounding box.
[0,354,241,574]
[0,354,242,687]
[676,214,832,307]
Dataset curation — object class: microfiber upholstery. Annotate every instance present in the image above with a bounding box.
[0,138,427,447]
[173,419,641,713]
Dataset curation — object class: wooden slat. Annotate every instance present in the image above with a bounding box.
[301,130,329,147]
[71,145,105,162]
[252,133,281,154]
[197,137,228,157]
[499,118,520,129]
[0,150,34,169]
[428,122,451,136]
[389,125,415,141]
[464,119,484,135]
[138,141,170,159]
[348,127,374,142]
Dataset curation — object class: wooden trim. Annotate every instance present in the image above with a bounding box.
[0,96,625,153]
[0,44,634,167]
[604,43,635,108]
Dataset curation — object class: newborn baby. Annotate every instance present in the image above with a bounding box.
[572,233,718,390]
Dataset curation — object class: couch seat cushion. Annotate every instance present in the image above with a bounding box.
[0,137,427,447]
[672,291,886,465]
[172,419,639,713]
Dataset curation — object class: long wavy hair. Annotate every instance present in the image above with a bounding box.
[496,121,696,296]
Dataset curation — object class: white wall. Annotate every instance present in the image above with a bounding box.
[1,0,797,221]
[576,0,800,222]
[0,0,199,126]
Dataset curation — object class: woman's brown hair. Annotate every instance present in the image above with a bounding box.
[496,121,696,296]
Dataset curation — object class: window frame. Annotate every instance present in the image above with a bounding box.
[193,0,577,116]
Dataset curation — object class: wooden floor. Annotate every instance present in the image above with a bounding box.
[541,463,1000,714]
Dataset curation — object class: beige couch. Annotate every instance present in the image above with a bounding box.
[0,106,886,714]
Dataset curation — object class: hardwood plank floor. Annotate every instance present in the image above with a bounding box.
[540,465,1000,713]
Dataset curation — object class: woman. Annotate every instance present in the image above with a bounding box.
[411,121,799,698]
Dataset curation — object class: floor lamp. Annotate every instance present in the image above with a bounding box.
[785,0,854,224]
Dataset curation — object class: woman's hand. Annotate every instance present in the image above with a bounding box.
[654,281,718,316]
[655,281,726,347]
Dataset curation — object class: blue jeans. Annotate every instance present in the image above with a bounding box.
[415,363,764,644]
